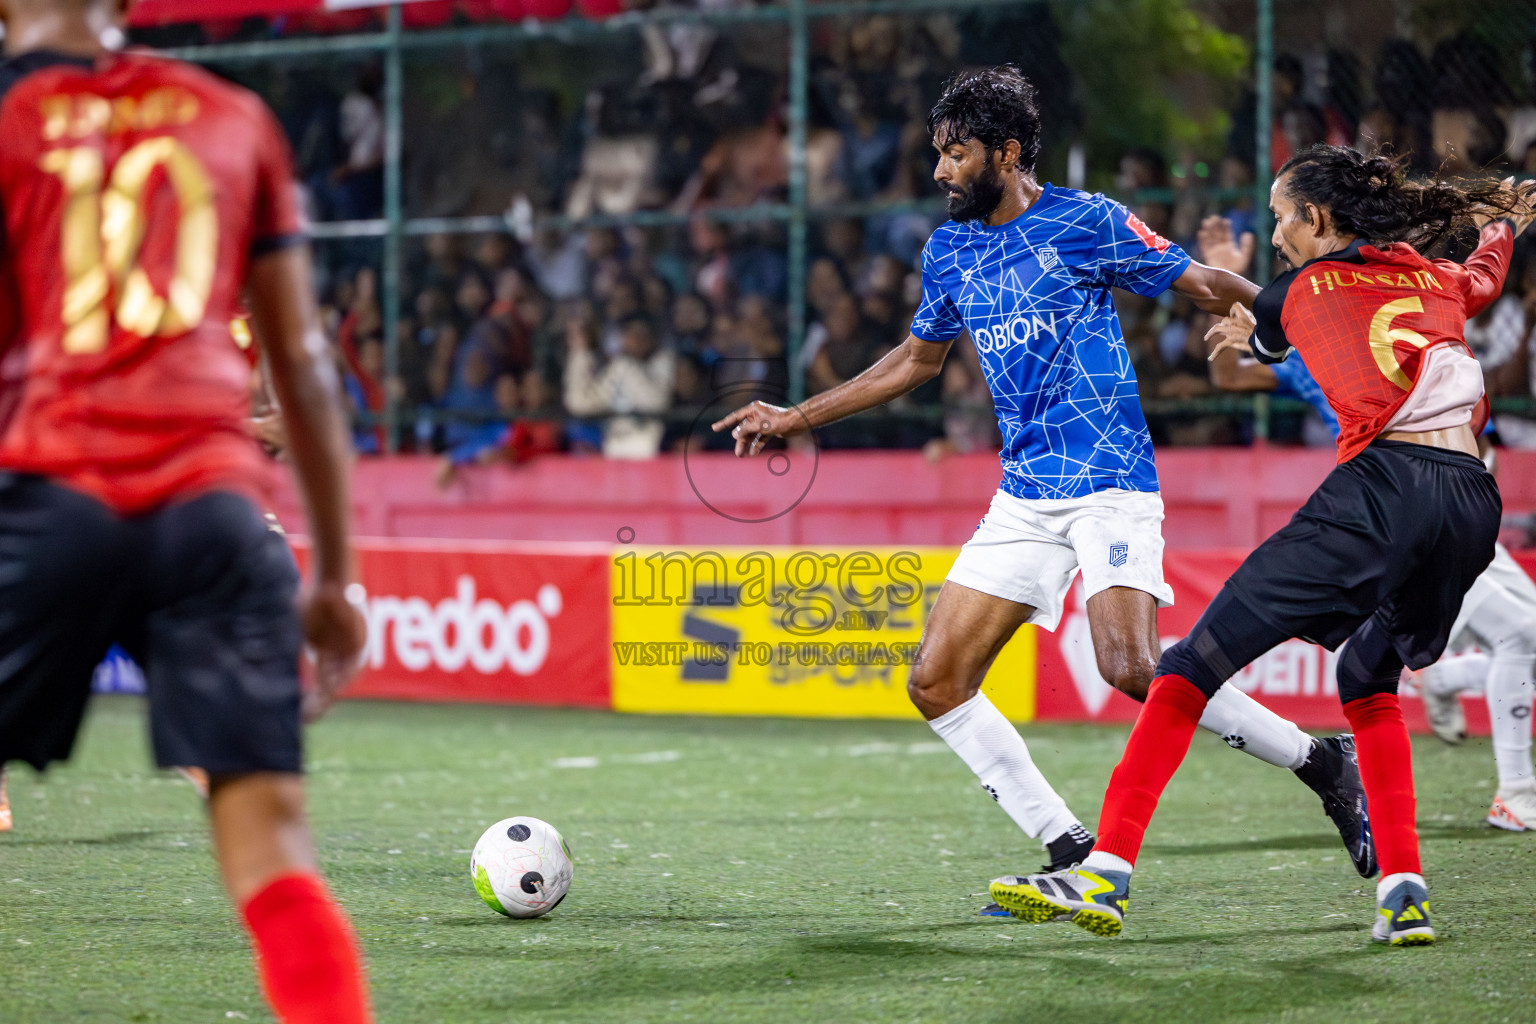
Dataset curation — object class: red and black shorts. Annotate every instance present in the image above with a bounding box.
[0,475,302,774]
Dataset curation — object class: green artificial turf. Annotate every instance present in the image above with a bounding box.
[2,697,1534,1023]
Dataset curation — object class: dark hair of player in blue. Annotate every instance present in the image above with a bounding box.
[1277,143,1522,252]
[927,66,1042,174]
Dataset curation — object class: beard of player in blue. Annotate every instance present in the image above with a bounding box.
[937,145,1008,223]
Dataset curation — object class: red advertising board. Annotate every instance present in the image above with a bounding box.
[291,537,611,707]
[1034,550,1531,736]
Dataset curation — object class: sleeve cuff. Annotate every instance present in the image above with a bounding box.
[1251,330,1291,363]
[910,327,960,343]
[1127,251,1192,297]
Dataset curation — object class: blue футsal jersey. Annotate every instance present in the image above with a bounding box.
[911,185,1190,500]
[1268,353,1341,437]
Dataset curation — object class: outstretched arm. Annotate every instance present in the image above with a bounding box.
[712,334,951,457]
[1171,261,1260,315]
[1170,216,1262,315]
[247,244,367,721]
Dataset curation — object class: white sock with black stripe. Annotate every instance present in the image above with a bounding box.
[1198,684,1314,770]
[929,692,1081,845]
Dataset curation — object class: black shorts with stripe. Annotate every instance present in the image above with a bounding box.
[1224,439,1500,669]
[0,476,302,774]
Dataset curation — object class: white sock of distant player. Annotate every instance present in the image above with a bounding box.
[1487,653,1534,790]
[928,692,1080,844]
[1196,683,1313,770]
[1460,596,1536,790]
[1419,651,1490,697]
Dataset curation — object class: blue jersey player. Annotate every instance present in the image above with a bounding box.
[714,67,1368,905]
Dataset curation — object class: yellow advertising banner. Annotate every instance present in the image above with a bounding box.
[610,546,1035,721]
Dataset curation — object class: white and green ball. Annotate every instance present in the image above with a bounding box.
[470,816,573,918]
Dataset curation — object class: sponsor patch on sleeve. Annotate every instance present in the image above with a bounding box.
[1125,211,1172,253]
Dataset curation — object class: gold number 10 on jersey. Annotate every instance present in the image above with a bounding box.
[39,137,217,354]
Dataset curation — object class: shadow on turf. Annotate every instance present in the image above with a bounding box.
[0,828,183,847]
[458,928,1384,1017]
[1144,821,1508,860]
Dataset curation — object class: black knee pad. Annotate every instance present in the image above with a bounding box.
[1336,618,1404,705]
[1155,635,1227,699]
[1155,586,1291,700]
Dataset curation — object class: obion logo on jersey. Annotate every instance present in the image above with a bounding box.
[971,312,1059,354]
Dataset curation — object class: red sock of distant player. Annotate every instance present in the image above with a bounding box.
[1093,675,1210,865]
[241,873,372,1024]
[1343,693,1421,875]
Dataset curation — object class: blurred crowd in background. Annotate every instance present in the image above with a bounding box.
[131,0,1536,469]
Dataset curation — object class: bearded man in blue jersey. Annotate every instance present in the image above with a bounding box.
[714,67,1375,906]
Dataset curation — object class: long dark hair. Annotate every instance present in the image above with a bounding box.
[1277,143,1521,251]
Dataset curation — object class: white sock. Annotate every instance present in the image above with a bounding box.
[1377,871,1426,902]
[1082,851,1133,874]
[928,692,1080,844]
[1197,684,1314,770]
[1462,592,1536,792]
[1420,651,1490,696]
[1486,651,1535,791]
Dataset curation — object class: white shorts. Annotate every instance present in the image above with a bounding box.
[1446,542,1536,652]
[946,488,1174,631]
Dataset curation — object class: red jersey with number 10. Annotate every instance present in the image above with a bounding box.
[0,50,303,513]
[1252,221,1512,463]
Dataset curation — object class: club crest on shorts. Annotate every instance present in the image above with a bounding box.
[1108,542,1129,568]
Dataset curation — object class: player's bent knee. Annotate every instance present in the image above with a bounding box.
[906,662,975,719]
[1099,657,1154,700]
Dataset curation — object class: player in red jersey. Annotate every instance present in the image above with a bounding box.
[991,144,1535,946]
[0,2,371,1020]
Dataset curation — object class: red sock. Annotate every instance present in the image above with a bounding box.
[1343,692,1420,876]
[240,873,372,1024]
[1095,675,1209,865]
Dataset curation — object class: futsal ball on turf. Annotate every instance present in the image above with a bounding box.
[470,816,573,918]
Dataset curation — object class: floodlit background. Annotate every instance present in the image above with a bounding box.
[6,4,1536,1023]
[127,0,1536,457]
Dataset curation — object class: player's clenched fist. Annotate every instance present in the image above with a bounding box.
[712,400,802,457]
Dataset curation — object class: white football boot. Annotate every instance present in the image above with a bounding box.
[1487,783,1536,831]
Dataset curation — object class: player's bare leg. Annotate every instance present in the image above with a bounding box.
[210,773,371,1022]
[209,774,326,902]
[209,773,319,903]
[909,581,1093,875]
[1081,585,1160,698]
[0,767,10,832]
